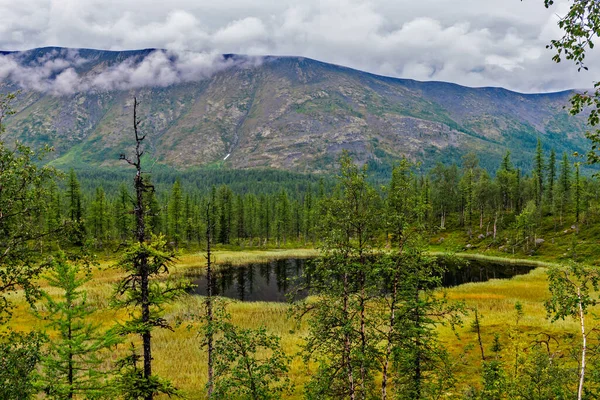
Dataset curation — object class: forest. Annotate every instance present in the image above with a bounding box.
[3,88,600,400]
[55,139,596,258]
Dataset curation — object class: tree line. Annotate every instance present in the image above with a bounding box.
[44,137,597,255]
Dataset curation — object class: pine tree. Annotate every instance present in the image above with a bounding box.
[90,186,109,246]
[275,190,291,246]
[67,169,85,246]
[184,194,194,245]
[574,162,582,223]
[47,180,63,239]
[497,151,517,211]
[145,179,161,236]
[558,153,572,222]
[217,186,233,244]
[534,138,545,206]
[36,252,119,399]
[236,194,245,244]
[548,148,557,206]
[387,158,414,244]
[168,180,183,248]
[115,184,133,242]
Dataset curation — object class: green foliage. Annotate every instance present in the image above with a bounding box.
[513,348,569,400]
[387,157,416,242]
[388,246,465,400]
[168,180,183,247]
[542,0,600,168]
[112,98,192,400]
[515,200,538,250]
[0,330,45,400]
[211,311,291,400]
[67,169,86,246]
[299,152,382,399]
[36,252,120,399]
[89,186,110,246]
[0,92,58,321]
[112,234,190,335]
[113,343,180,400]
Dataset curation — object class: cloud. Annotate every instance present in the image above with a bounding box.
[0,49,261,95]
[0,0,595,93]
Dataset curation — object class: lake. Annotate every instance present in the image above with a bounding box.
[189,256,536,302]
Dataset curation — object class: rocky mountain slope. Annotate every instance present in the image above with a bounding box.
[0,47,590,173]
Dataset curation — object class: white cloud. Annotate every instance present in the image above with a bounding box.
[0,0,595,93]
[0,49,259,94]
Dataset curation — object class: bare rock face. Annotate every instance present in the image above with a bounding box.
[0,48,591,172]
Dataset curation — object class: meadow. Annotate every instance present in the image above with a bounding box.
[5,248,582,399]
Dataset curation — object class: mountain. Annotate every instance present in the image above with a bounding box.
[0,47,590,174]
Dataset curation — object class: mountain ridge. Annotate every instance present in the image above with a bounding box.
[0,47,590,174]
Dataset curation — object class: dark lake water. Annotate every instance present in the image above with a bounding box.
[189,257,535,302]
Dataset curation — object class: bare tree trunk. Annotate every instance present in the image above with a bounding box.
[578,287,586,400]
[474,309,485,361]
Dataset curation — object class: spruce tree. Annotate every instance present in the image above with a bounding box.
[114,97,190,399]
[298,152,382,399]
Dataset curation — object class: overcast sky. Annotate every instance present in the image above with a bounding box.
[0,0,595,93]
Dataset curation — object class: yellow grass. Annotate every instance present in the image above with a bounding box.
[177,248,318,269]
[3,250,585,398]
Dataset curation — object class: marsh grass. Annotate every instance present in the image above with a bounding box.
[3,250,592,398]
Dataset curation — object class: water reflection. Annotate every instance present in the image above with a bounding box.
[441,258,533,287]
[190,257,534,302]
[190,258,307,302]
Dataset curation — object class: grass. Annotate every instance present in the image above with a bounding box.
[176,248,318,269]
[3,248,588,399]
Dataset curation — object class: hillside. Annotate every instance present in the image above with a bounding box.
[0,47,590,173]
